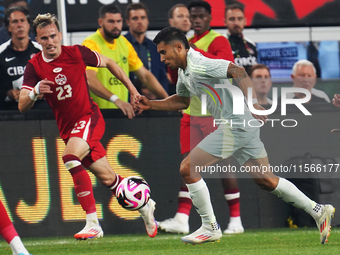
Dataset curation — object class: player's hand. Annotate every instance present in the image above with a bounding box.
[7,89,20,100]
[251,103,268,122]
[130,92,141,105]
[38,79,54,94]
[134,95,150,114]
[332,94,340,107]
[114,99,135,119]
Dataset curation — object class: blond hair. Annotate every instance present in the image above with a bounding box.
[33,13,60,34]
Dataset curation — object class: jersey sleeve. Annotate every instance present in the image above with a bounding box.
[123,37,143,72]
[200,57,231,79]
[176,75,190,97]
[81,39,101,72]
[22,62,39,91]
[77,45,100,68]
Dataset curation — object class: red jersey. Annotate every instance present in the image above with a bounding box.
[189,30,234,62]
[23,45,101,139]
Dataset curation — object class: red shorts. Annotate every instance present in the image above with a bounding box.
[63,113,106,168]
[180,113,217,155]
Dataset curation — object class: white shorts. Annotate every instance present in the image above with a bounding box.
[197,126,267,165]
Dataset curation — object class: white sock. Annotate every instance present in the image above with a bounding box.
[271,177,320,218]
[9,236,29,255]
[174,212,189,224]
[229,216,242,225]
[186,179,216,225]
[138,199,150,216]
[86,211,99,225]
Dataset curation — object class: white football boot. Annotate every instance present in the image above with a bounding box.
[139,199,157,238]
[74,220,103,240]
[181,222,222,245]
[223,216,244,234]
[313,204,335,244]
[158,217,190,234]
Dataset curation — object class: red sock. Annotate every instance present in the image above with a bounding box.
[224,188,240,217]
[0,200,18,243]
[63,155,96,214]
[108,174,124,196]
[177,186,192,215]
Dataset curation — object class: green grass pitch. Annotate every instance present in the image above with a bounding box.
[0,228,338,255]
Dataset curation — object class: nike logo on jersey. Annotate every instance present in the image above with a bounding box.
[53,67,62,73]
[5,57,16,62]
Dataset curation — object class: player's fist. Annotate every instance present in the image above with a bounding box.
[37,79,53,94]
[133,95,150,114]
[332,94,340,108]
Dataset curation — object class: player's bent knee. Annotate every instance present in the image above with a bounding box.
[62,154,83,175]
[179,160,190,178]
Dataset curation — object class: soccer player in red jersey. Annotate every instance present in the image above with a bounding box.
[18,13,157,240]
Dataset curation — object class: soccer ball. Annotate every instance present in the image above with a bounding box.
[116,176,150,211]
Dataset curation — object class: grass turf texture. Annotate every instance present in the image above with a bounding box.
[0,228,339,255]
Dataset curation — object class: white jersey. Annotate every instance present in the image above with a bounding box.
[176,48,255,131]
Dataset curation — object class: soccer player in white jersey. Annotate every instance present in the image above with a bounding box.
[135,27,335,245]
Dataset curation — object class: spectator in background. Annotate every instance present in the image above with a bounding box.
[0,200,31,255]
[0,0,35,45]
[158,0,244,236]
[288,59,330,103]
[168,4,191,36]
[249,64,273,106]
[167,3,191,95]
[82,4,168,117]
[0,5,43,110]
[225,3,257,74]
[124,3,169,98]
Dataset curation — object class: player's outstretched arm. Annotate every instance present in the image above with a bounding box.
[86,69,135,119]
[18,79,53,113]
[135,94,190,112]
[134,66,169,99]
[227,63,268,122]
[98,53,140,101]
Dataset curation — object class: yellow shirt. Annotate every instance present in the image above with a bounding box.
[183,30,222,116]
[82,29,143,109]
